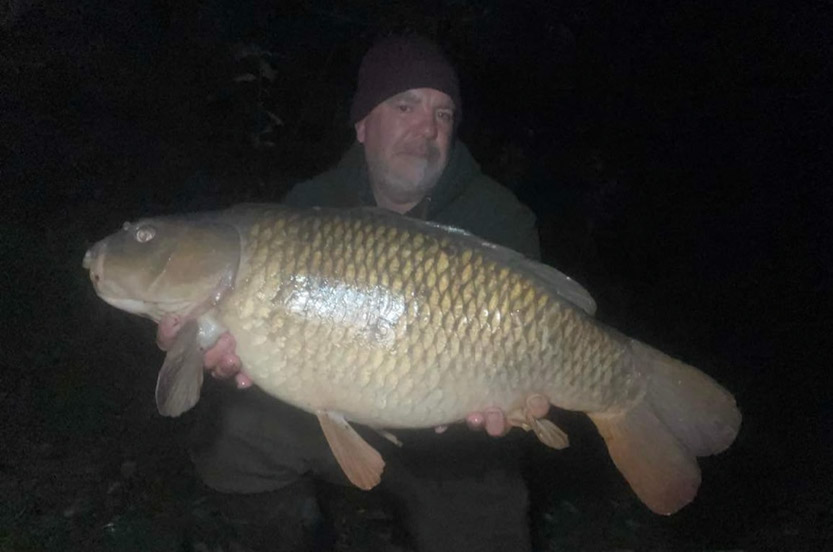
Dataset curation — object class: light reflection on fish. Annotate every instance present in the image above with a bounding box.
[83,204,740,514]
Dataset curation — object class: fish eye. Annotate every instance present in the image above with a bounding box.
[135,225,156,243]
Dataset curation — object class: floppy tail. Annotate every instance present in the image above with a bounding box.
[588,340,741,515]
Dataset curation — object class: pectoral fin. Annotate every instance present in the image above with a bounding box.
[375,429,403,447]
[531,418,569,449]
[155,319,204,417]
[316,410,385,490]
[507,394,569,449]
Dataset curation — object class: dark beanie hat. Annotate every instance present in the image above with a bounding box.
[349,35,461,125]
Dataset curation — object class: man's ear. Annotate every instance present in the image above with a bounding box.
[354,119,366,144]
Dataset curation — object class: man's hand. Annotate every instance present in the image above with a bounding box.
[156,314,185,351]
[462,408,510,437]
[202,331,252,389]
[459,394,550,437]
[157,316,252,389]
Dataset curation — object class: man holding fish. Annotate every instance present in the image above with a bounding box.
[190,34,544,551]
[86,34,739,552]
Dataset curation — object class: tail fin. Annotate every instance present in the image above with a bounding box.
[588,340,741,515]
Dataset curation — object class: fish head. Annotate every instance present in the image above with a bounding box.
[83,215,241,321]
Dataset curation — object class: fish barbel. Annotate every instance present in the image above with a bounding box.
[83,203,740,514]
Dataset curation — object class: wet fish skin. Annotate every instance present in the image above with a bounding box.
[218,205,639,427]
[84,204,741,515]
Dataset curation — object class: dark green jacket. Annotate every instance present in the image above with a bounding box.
[283,141,541,260]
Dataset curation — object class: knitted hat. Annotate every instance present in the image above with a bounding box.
[349,35,461,125]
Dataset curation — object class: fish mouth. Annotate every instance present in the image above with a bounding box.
[82,249,93,270]
[84,241,107,288]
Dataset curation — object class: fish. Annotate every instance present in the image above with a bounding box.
[83,203,741,514]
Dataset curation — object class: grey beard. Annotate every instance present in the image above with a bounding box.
[367,159,442,204]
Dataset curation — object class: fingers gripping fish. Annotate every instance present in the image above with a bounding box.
[83,204,741,515]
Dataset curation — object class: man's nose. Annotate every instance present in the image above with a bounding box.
[416,112,438,139]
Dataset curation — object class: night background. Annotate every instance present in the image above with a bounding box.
[1,1,830,550]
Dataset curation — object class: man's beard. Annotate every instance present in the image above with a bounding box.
[367,144,445,203]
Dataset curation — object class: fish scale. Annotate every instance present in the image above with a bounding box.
[218,208,631,427]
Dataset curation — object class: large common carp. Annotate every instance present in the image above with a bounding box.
[83,204,740,514]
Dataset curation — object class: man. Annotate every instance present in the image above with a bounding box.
[190,35,547,552]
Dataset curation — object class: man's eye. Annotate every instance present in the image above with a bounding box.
[438,111,454,122]
[397,104,411,113]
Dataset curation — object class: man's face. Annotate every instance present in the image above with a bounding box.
[355,88,456,208]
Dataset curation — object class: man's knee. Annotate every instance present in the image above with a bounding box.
[189,385,321,493]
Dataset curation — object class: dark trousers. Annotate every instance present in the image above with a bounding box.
[190,382,532,552]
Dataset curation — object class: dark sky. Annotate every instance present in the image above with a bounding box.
[2,0,831,547]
